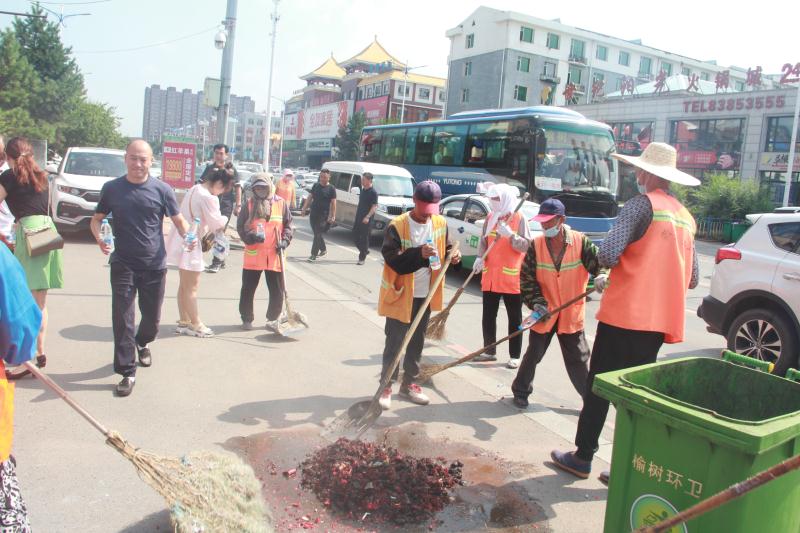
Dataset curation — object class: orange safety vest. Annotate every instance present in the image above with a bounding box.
[532,229,590,334]
[243,197,285,272]
[275,179,296,208]
[378,213,447,323]
[481,212,525,294]
[596,189,696,343]
[0,362,14,462]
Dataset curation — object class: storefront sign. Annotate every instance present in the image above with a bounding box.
[676,150,717,169]
[306,139,332,152]
[355,96,389,126]
[301,101,352,140]
[283,113,300,141]
[683,95,786,113]
[760,152,800,171]
[161,139,196,189]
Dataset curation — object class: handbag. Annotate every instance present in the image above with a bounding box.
[189,187,215,253]
[24,190,63,257]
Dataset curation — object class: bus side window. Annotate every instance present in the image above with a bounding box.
[363,130,382,162]
[415,127,435,165]
[404,128,419,164]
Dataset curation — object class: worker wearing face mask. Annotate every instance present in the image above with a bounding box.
[510,198,606,409]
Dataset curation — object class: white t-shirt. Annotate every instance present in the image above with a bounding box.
[408,217,433,298]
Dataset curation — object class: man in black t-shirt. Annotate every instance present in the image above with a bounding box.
[301,169,336,262]
[200,143,240,273]
[90,139,191,397]
[353,172,379,265]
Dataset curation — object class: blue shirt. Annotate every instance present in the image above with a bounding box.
[96,176,180,270]
[0,246,41,365]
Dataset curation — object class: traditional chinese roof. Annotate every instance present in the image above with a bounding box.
[340,37,405,69]
[605,74,738,99]
[357,70,445,88]
[300,55,346,81]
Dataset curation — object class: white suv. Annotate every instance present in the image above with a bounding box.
[48,147,126,232]
[698,212,800,375]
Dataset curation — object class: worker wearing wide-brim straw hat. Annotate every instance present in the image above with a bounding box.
[551,142,701,480]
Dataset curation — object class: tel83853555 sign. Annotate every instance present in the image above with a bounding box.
[683,95,786,114]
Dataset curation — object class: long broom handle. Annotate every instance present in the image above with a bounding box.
[634,453,800,533]
[371,243,459,400]
[274,227,293,311]
[441,193,529,309]
[23,361,111,437]
[431,287,594,373]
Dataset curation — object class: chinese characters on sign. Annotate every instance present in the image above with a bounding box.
[620,77,635,96]
[654,70,669,95]
[715,70,730,92]
[779,62,800,84]
[686,74,700,93]
[631,453,704,499]
[161,140,196,190]
[746,66,763,88]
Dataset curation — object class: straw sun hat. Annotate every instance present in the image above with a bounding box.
[611,142,701,186]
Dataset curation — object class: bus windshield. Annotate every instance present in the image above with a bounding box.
[536,127,617,199]
[372,174,414,197]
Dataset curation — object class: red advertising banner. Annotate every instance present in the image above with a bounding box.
[162,140,196,189]
[355,96,389,126]
[676,150,718,169]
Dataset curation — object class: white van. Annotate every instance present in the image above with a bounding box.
[321,161,415,234]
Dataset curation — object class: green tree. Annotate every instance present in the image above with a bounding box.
[0,30,40,112]
[334,111,367,160]
[62,101,125,149]
[685,174,773,221]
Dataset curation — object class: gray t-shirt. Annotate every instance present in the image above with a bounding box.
[96,176,179,270]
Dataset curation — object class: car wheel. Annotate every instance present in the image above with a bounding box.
[726,308,799,376]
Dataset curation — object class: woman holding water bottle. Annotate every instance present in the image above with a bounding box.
[165,171,231,337]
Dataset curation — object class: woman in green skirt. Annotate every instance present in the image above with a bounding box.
[0,137,63,375]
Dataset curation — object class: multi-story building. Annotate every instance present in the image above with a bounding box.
[445,6,754,115]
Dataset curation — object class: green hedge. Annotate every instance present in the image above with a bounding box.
[672,174,773,222]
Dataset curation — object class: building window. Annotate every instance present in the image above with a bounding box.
[418,87,431,100]
[466,33,474,48]
[517,56,530,72]
[461,88,470,103]
[700,72,710,81]
[735,80,745,91]
[513,85,528,102]
[670,118,745,173]
[594,72,605,82]
[569,39,586,61]
[662,62,672,76]
[596,45,608,61]
[619,51,630,66]
[546,32,560,49]
[639,57,652,76]
[464,61,472,76]
[438,89,446,102]
[397,84,411,98]
[567,65,583,85]
[765,116,800,152]
[543,61,557,77]
[520,26,534,43]
[681,67,691,76]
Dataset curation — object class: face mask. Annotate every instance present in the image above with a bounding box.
[637,183,647,194]
[543,224,561,238]
[254,187,269,199]
[489,198,501,212]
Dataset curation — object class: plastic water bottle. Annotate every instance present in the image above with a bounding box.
[427,238,441,271]
[256,222,266,240]
[212,232,230,261]
[100,218,114,253]
[184,217,200,252]
[6,230,15,248]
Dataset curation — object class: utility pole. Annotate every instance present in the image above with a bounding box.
[263,0,280,171]
[217,0,238,149]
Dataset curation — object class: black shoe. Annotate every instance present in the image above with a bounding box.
[307,256,316,263]
[137,346,152,367]
[599,470,610,486]
[318,250,327,257]
[115,377,135,397]
[205,263,221,273]
[220,261,226,269]
[513,396,529,409]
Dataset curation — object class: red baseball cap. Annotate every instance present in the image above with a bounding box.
[413,181,441,215]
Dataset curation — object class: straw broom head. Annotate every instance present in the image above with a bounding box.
[425,310,449,340]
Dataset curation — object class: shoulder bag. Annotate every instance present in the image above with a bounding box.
[24,187,64,257]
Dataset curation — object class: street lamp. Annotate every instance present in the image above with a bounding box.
[216,0,238,148]
[400,61,427,124]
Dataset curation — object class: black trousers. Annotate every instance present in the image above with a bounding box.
[239,269,284,322]
[575,321,665,461]
[309,214,328,258]
[381,298,430,387]
[353,219,371,260]
[511,320,590,400]
[482,292,523,358]
[110,262,166,378]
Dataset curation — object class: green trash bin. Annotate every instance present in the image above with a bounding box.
[721,221,733,242]
[594,357,800,532]
[730,222,750,242]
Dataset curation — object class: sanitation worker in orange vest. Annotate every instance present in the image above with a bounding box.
[236,174,293,332]
[377,181,461,410]
[275,169,297,210]
[510,198,606,409]
[471,184,531,369]
[551,142,700,480]
[0,243,42,529]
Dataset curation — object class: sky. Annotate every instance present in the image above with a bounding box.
[2,0,796,137]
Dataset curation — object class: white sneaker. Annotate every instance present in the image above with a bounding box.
[507,358,520,369]
[400,383,430,405]
[378,387,392,410]
[265,320,280,332]
[175,321,190,334]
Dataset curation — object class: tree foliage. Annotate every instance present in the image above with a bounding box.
[0,4,122,154]
[334,111,367,161]
[679,174,774,221]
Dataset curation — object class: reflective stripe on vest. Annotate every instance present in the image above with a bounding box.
[481,212,526,294]
[243,197,285,271]
[595,189,696,343]
[531,230,589,334]
[378,213,447,323]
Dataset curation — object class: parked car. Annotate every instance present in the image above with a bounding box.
[698,212,800,375]
[296,166,311,174]
[236,162,264,174]
[150,160,162,179]
[322,161,415,235]
[439,193,543,271]
[48,147,126,232]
